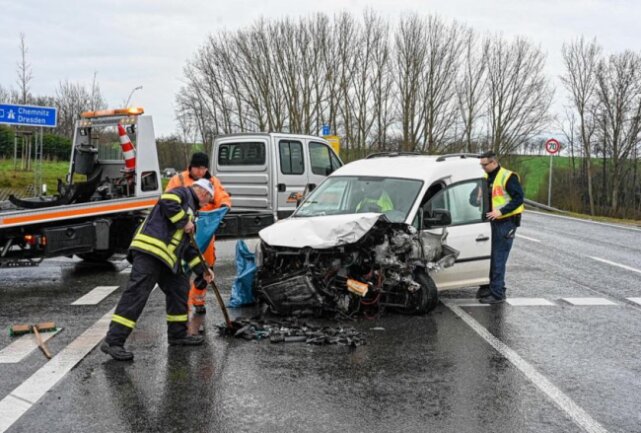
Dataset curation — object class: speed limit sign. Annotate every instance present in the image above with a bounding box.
[545,138,560,154]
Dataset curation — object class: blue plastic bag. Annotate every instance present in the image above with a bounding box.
[183,207,229,274]
[228,240,256,308]
[195,207,229,251]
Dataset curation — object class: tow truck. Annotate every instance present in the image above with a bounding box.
[0,107,161,267]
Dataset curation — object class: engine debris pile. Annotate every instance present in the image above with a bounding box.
[256,218,457,317]
[217,317,366,347]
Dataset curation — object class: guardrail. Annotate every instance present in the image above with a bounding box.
[523,198,566,213]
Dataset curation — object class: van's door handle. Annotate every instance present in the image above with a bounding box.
[307,183,316,192]
[476,235,490,242]
[277,183,286,192]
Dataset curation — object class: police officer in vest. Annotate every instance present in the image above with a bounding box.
[476,151,524,304]
[101,179,215,361]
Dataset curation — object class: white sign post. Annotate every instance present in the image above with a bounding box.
[545,138,561,207]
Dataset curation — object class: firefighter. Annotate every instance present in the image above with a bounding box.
[166,152,231,335]
[101,179,215,361]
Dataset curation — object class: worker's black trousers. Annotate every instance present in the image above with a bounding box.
[105,251,189,347]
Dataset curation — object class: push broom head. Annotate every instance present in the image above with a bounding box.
[9,322,57,337]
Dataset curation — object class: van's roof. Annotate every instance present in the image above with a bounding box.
[214,132,329,141]
[332,155,484,184]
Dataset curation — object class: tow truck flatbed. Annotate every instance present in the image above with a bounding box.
[0,196,157,229]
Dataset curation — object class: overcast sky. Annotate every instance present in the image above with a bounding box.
[1,0,640,137]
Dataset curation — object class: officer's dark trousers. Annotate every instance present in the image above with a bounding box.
[105,251,189,346]
[489,218,517,299]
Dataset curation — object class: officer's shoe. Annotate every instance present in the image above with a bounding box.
[475,285,491,299]
[168,334,205,346]
[101,342,134,361]
[479,295,506,305]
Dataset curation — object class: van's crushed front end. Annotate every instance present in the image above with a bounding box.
[255,214,458,317]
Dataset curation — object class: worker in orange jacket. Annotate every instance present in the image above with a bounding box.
[166,152,232,335]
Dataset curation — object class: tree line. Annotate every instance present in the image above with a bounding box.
[176,12,640,218]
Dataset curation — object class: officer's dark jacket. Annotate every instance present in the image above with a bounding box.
[128,186,206,275]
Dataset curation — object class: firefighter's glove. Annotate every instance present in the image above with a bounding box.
[200,268,214,285]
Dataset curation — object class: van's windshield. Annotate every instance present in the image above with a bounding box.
[294,176,423,222]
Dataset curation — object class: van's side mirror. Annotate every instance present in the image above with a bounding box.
[422,208,452,228]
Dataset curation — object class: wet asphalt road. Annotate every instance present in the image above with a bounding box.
[1,211,640,433]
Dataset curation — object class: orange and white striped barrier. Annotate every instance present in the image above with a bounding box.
[117,123,136,172]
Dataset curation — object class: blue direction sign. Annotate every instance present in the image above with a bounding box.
[0,103,57,128]
[322,124,330,136]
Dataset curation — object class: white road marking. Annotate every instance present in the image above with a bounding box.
[71,286,119,305]
[589,256,641,276]
[443,300,609,433]
[516,234,541,243]
[627,298,641,306]
[507,298,556,306]
[527,210,641,233]
[0,308,113,433]
[441,298,490,307]
[0,330,61,363]
[562,297,618,306]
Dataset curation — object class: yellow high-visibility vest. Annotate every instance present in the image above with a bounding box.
[485,167,524,219]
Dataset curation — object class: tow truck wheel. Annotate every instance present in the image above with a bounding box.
[409,270,439,315]
[77,250,114,262]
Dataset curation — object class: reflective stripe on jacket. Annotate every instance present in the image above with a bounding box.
[485,167,525,219]
[128,186,206,275]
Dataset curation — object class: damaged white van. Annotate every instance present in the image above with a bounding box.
[255,153,491,316]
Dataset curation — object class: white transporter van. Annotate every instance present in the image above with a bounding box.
[255,153,492,316]
[211,133,343,237]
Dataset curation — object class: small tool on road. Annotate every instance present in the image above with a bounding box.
[188,232,237,333]
[9,322,57,359]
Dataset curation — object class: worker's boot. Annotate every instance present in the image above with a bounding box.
[475,285,491,299]
[187,306,206,336]
[100,342,134,361]
[168,334,205,346]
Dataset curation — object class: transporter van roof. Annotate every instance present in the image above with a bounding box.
[332,154,483,184]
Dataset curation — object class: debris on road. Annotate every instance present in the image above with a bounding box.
[217,317,366,347]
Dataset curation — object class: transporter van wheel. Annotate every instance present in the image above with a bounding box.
[409,270,439,315]
[77,250,114,262]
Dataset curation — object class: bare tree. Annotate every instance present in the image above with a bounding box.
[561,37,601,215]
[16,33,33,105]
[594,50,641,213]
[419,15,464,153]
[457,29,488,153]
[485,36,552,157]
[54,80,91,138]
[394,14,426,151]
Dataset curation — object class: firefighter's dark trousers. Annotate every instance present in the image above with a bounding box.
[105,251,190,347]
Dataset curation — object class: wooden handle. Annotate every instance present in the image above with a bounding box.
[32,326,52,359]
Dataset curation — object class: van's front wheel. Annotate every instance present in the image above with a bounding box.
[406,270,438,315]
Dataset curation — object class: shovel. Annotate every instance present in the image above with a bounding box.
[188,232,234,331]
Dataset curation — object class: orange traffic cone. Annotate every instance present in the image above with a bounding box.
[117,124,136,173]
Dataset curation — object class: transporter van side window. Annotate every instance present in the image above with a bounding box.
[218,142,266,166]
[309,142,334,175]
[426,179,484,226]
[279,140,304,175]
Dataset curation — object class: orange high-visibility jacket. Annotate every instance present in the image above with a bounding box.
[165,170,232,211]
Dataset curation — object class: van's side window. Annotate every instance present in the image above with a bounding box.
[309,142,335,175]
[279,140,304,175]
[426,179,484,226]
[218,142,266,165]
